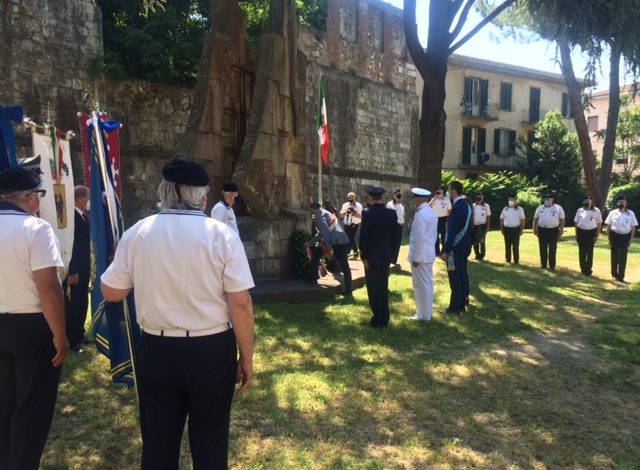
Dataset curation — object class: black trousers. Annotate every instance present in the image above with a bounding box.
[0,314,62,470]
[502,227,521,263]
[138,330,237,470]
[63,275,89,346]
[365,264,390,327]
[435,217,447,255]
[537,227,559,269]
[344,225,360,254]
[392,224,403,264]
[576,228,597,275]
[447,250,469,312]
[472,224,488,259]
[610,232,632,281]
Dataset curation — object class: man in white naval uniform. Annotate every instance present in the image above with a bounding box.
[408,188,438,321]
[211,181,239,234]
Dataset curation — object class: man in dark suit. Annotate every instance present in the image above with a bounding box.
[440,181,472,315]
[64,185,91,350]
[359,186,400,328]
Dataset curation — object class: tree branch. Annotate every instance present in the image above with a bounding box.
[449,0,476,46]
[448,0,467,24]
[449,0,516,54]
[403,0,429,78]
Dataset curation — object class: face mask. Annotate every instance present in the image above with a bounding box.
[618,204,625,210]
[543,199,552,207]
[508,200,515,207]
[583,202,590,209]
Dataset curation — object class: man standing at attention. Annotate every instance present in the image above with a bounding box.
[0,167,69,470]
[574,195,602,276]
[533,193,565,271]
[408,188,438,321]
[340,192,363,258]
[101,158,255,470]
[605,196,637,283]
[386,188,405,269]
[499,194,526,264]
[440,181,472,315]
[211,181,240,234]
[472,192,491,260]
[64,185,91,351]
[429,187,451,255]
[359,187,400,328]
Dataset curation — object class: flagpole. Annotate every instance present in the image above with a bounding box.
[318,141,323,204]
[91,111,140,405]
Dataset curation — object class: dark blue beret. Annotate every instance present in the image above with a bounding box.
[0,167,42,193]
[222,182,239,192]
[162,158,209,186]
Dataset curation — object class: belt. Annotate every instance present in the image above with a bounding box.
[143,322,231,337]
[611,230,631,235]
[504,225,520,228]
[538,225,559,229]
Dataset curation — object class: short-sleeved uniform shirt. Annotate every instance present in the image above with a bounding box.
[0,204,64,313]
[534,204,565,228]
[500,206,525,227]
[211,200,238,233]
[473,203,491,224]
[605,209,638,235]
[574,207,603,230]
[101,209,254,332]
[386,201,405,224]
[430,197,451,218]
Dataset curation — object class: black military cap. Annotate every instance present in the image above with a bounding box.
[543,192,555,199]
[222,182,239,192]
[310,201,321,209]
[582,194,592,201]
[162,158,209,186]
[616,195,627,202]
[366,186,385,197]
[0,167,42,194]
[509,193,517,199]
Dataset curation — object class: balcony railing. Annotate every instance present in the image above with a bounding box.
[460,102,499,120]
[459,151,518,168]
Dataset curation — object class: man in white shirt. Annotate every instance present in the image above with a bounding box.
[472,193,491,260]
[428,187,451,255]
[408,188,438,321]
[499,194,526,264]
[340,192,363,257]
[533,193,565,271]
[101,158,255,469]
[604,196,638,283]
[574,195,602,276]
[0,167,69,470]
[211,181,239,233]
[386,188,405,268]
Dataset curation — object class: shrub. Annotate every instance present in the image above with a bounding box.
[607,182,640,213]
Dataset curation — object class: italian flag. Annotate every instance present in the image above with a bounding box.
[316,77,330,165]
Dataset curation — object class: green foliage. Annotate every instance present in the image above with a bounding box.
[289,230,312,280]
[96,0,210,86]
[607,182,640,213]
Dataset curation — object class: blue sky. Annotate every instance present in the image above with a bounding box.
[380,0,617,90]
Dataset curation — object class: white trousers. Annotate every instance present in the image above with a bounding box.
[411,262,434,320]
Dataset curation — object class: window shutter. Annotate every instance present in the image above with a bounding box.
[478,128,486,153]
[530,87,541,122]
[463,127,472,164]
[494,129,500,155]
[480,79,489,115]
[561,93,569,117]
[501,83,512,110]
[509,130,517,155]
[464,78,473,105]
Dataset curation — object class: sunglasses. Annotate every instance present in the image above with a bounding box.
[30,189,47,198]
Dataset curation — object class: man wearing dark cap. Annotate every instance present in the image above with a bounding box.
[101,158,255,469]
[533,193,565,271]
[0,167,69,470]
[471,192,491,260]
[499,194,526,264]
[211,181,240,234]
[574,195,602,276]
[604,196,638,283]
[386,188,405,269]
[359,186,401,328]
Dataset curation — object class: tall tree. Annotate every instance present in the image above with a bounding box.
[403,0,516,190]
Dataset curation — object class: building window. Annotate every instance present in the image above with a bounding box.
[463,77,489,117]
[462,127,486,165]
[494,128,517,157]
[588,116,599,132]
[500,82,512,110]
[529,87,541,123]
[561,93,570,118]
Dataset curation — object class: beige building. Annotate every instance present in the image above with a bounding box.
[418,55,576,179]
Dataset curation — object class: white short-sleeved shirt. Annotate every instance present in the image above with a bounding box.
[211,200,238,233]
[101,209,254,332]
[0,206,64,313]
[574,207,603,230]
[473,203,491,224]
[500,206,525,227]
[341,201,363,226]
[429,197,451,218]
[534,204,565,228]
[386,201,405,224]
[605,209,638,235]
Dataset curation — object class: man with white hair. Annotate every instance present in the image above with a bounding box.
[408,188,438,321]
[101,158,255,470]
[340,191,363,257]
[211,181,240,233]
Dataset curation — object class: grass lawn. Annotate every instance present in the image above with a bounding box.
[43,231,640,469]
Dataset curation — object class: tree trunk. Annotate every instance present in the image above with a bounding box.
[597,42,622,208]
[558,32,601,206]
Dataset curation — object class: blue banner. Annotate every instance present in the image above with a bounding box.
[87,119,140,386]
[0,105,23,171]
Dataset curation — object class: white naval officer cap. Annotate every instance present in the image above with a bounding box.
[410,187,431,197]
